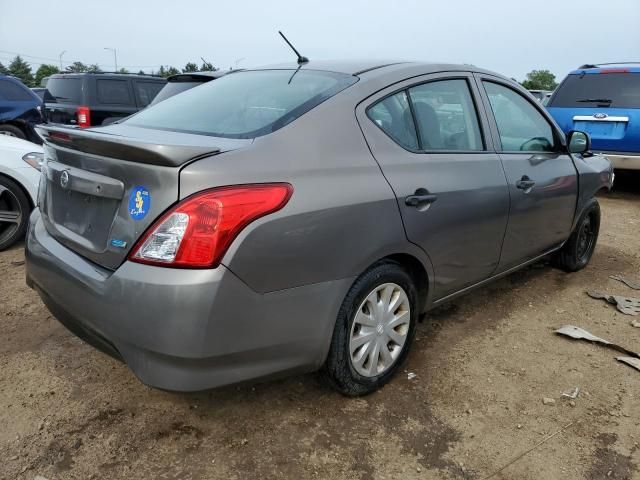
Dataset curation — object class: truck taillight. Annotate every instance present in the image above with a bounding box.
[76,106,91,128]
[129,184,293,268]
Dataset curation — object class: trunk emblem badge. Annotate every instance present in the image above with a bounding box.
[593,113,608,119]
[111,239,128,248]
[60,170,70,189]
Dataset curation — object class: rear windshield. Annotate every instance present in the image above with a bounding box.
[150,81,205,105]
[45,78,82,104]
[126,70,357,138]
[549,73,640,108]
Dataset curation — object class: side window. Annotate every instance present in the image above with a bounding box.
[483,82,555,152]
[0,79,34,101]
[96,79,132,105]
[367,91,418,150]
[135,81,164,107]
[408,79,483,151]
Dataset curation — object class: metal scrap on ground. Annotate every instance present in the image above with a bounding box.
[554,325,640,359]
[586,291,640,316]
[610,274,640,290]
[617,357,640,372]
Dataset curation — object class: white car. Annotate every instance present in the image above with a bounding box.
[0,135,41,250]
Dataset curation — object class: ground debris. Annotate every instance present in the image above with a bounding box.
[617,357,640,372]
[542,397,556,406]
[555,325,640,359]
[587,291,640,316]
[610,274,640,290]
[561,387,580,399]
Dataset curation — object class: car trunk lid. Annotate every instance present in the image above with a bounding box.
[36,124,251,269]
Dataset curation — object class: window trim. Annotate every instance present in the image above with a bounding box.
[476,76,566,154]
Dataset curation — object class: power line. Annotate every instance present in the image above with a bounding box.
[0,49,165,69]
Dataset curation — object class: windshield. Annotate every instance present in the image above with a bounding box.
[126,69,357,138]
[549,73,640,108]
[45,77,82,104]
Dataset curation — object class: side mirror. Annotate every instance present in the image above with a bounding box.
[567,130,591,154]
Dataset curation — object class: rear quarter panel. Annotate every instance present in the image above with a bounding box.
[179,92,434,295]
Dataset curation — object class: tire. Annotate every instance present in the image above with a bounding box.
[0,124,26,140]
[0,176,31,250]
[323,261,419,396]
[554,198,601,272]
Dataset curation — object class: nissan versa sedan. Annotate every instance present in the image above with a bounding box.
[25,60,613,395]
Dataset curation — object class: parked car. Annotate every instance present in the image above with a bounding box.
[26,61,613,395]
[528,89,552,103]
[44,72,166,128]
[547,63,640,170]
[0,135,41,250]
[31,87,47,101]
[0,75,44,143]
[150,71,226,106]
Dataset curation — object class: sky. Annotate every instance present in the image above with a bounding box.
[1,0,639,81]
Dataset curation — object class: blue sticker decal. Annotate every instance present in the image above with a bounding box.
[111,239,127,248]
[128,186,151,221]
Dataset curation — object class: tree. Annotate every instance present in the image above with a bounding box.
[87,64,102,73]
[65,61,88,73]
[117,67,130,74]
[521,70,558,90]
[182,62,198,73]
[8,55,34,86]
[157,65,179,78]
[34,64,59,87]
[200,59,216,72]
[0,62,8,75]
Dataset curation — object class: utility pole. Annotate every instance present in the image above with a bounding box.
[104,47,117,71]
[59,50,66,70]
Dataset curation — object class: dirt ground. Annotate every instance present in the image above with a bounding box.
[1,174,639,480]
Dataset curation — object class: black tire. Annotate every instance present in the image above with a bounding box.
[0,124,27,140]
[323,261,419,396]
[0,176,31,251]
[554,198,601,272]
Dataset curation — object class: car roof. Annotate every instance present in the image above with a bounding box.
[166,71,227,82]
[569,66,640,74]
[250,59,504,78]
[49,72,165,80]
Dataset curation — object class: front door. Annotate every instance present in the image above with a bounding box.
[476,77,579,272]
[357,73,510,300]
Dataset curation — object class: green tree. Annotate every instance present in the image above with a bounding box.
[200,59,216,71]
[8,55,34,86]
[87,64,102,73]
[117,67,130,74]
[157,65,179,78]
[521,69,558,90]
[0,62,8,75]
[182,62,198,73]
[65,61,89,73]
[34,64,59,87]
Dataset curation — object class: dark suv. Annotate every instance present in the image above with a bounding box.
[0,75,44,143]
[44,73,166,128]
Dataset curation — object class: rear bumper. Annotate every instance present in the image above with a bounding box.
[596,152,640,171]
[26,209,352,391]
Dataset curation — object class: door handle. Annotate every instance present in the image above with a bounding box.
[405,188,438,207]
[516,176,536,191]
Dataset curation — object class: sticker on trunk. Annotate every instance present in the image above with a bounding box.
[129,186,151,221]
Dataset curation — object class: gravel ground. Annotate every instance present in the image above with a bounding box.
[1,174,639,480]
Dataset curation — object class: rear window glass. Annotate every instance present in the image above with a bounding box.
[45,78,82,103]
[97,79,131,104]
[135,81,164,107]
[126,70,357,138]
[150,81,204,105]
[0,79,36,101]
[549,73,640,108]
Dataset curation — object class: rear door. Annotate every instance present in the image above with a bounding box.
[90,78,139,126]
[475,76,578,271]
[357,72,510,300]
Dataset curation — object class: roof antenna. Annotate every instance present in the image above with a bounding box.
[278,31,309,65]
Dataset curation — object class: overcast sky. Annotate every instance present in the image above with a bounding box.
[1,0,639,80]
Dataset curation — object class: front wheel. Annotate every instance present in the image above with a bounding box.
[554,199,601,272]
[0,176,31,251]
[323,262,418,396]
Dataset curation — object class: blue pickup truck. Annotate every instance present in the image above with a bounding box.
[547,63,640,171]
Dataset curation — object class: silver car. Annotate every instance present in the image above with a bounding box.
[26,61,613,395]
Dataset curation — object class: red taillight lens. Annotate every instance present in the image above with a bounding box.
[77,106,91,128]
[129,183,293,268]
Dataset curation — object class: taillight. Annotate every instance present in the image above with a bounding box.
[76,106,91,128]
[129,183,293,268]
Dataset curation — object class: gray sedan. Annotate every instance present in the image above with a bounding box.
[26,60,613,395]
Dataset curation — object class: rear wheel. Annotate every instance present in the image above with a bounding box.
[0,124,26,140]
[0,176,31,250]
[323,261,418,396]
[554,199,600,272]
